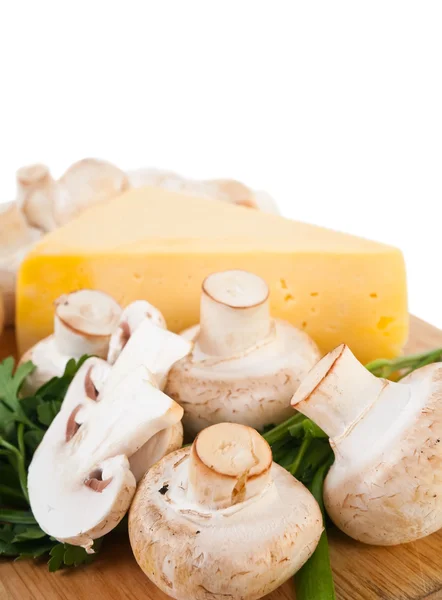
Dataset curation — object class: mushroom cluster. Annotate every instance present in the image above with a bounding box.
[0,160,277,326]
[291,343,442,545]
[21,290,122,395]
[166,269,320,435]
[28,315,191,550]
[129,422,322,600]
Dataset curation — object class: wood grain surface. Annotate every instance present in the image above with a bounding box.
[1,316,442,600]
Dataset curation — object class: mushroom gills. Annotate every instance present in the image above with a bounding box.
[28,356,184,550]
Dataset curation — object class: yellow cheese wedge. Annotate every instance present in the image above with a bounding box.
[17,187,408,363]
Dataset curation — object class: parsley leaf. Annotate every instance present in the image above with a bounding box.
[0,354,102,570]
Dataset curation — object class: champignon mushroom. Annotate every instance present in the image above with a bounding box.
[0,160,128,326]
[104,317,192,482]
[127,168,279,213]
[291,343,442,546]
[107,300,167,365]
[17,159,129,232]
[165,270,320,436]
[21,290,122,394]
[28,353,184,551]
[129,422,322,600]
[54,158,129,226]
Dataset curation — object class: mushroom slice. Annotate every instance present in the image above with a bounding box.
[28,357,183,550]
[166,270,320,435]
[106,317,191,481]
[129,423,322,600]
[291,344,442,545]
[21,289,122,395]
[107,317,192,392]
[107,300,167,365]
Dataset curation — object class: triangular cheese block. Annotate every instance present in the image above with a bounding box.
[17,187,407,362]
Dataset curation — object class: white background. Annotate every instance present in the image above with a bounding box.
[1,2,441,327]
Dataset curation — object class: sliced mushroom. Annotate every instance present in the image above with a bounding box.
[166,270,320,436]
[107,300,167,365]
[28,351,184,551]
[21,290,122,394]
[104,317,192,481]
[291,344,442,545]
[129,422,322,600]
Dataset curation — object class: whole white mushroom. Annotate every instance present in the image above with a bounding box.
[129,422,322,600]
[291,343,442,545]
[20,290,122,394]
[166,270,320,435]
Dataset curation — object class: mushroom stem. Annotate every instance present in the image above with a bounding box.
[187,423,272,509]
[198,270,271,356]
[291,344,399,439]
[53,290,121,359]
[16,164,57,232]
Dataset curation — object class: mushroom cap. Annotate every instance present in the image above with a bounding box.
[322,362,442,545]
[28,356,183,549]
[107,317,191,392]
[129,446,322,600]
[166,320,320,435]
[55,158,129,226]
[107,300,167,365]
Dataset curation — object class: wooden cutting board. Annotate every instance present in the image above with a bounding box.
[1,316,442,600]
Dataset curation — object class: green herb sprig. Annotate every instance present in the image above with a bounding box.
[0,355,97,569]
